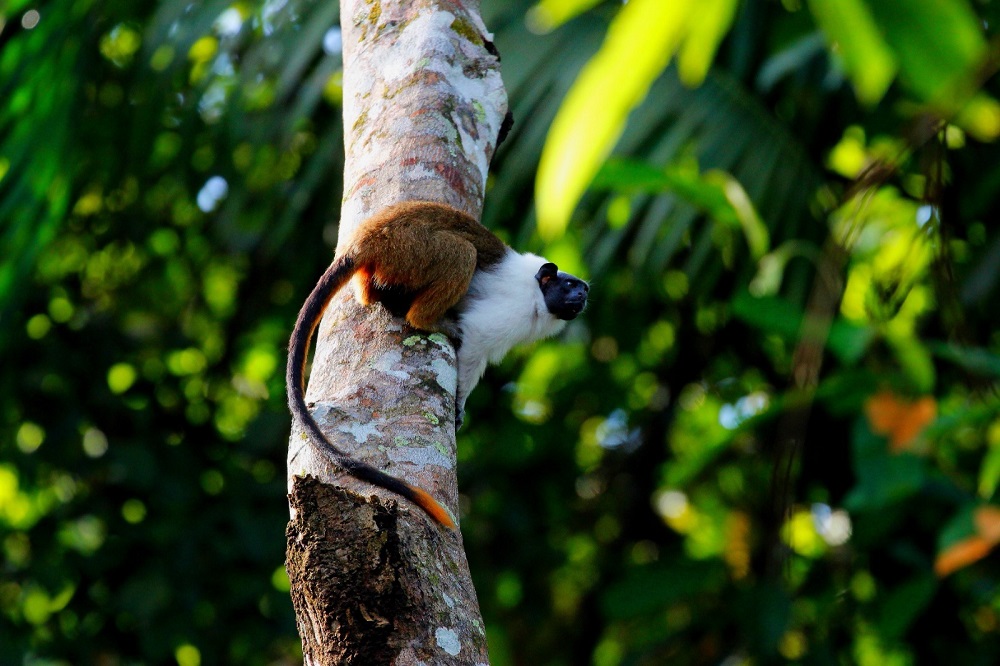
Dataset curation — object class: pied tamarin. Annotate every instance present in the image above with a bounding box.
[286,201,589,529]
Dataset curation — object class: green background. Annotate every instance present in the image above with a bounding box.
[2,0,1000,664]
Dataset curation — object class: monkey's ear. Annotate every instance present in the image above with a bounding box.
[535,262,558,285]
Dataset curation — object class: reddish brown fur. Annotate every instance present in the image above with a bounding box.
[342,201,507,329]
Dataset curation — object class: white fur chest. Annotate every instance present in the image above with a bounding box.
[459,251,567,363]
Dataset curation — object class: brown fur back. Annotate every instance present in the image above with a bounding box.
[342,201,509,329]
[346,201,506,268]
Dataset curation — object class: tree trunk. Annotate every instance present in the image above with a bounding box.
[285,1,507,664]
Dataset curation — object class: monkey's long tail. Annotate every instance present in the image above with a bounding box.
[286,255,456,529]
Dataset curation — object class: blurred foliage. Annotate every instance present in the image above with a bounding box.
[2,0,1000,665]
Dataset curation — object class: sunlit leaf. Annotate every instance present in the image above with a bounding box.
[827,126,869,178]
[175,644,201,666]
[979,446,1000,499]
[107,363,138,394]
[526,0,603,33]
[676,0,738,86]
[955,93,1000,142]
[807,0,896,105]
[99,24,142,67]
[782,509,826,558]
[974,419,1000,494]
[537,0,696,239]
[15,422,45,454]
[188,35,218,63]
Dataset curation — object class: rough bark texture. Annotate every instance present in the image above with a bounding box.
[286,0,505,663]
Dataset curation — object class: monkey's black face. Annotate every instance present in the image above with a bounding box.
[535,262,589,321]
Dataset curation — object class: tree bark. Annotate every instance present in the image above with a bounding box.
[286,1,506,664]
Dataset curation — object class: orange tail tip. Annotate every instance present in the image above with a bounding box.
[409,486,457,530]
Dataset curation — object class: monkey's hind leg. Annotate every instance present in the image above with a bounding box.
[403,243,476,331]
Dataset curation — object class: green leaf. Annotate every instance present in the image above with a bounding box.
[886,330,936,393]
[664,394,732,487]
[877,576,937,639]
[807,0,896,105]
[593,159,769,259]
[749,240,820,297]
[676,0,738,86]
[526,0,604,33]
[602,560,725,619]
[954,93,1000,142]
[845,418,927,511]
[980,448,1000,499]
[929,342,1000,379]
[863,0,987,104]
[937,504,977,551]
[536,0,697,239]
[706,170,769,261]
[739,584,792,657]
[731,291,873,364]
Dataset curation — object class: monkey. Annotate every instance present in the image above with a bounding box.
[286,201,589,529]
